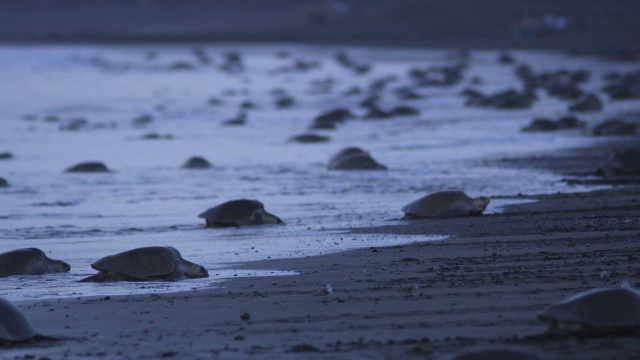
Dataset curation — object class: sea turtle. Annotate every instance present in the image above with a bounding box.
[0,152,13,160]
[309,108,354,130]
[568,93,603,112]
[443,348,541,360]
[521,116,585,132]
[537,287,640,335]
[182,156,212,169]
[64,161,110,173]
[288,134,330,144]
[0,297,39,343]
[362,103,392,120]
[198,199,283,227]
[592,118,637,136]
[0,248,70,278]
[80,246,208,282]
[597,148,640,176]
[402,191,490,218]
[274,95,295,109]
[498,51,515,64]
[0,177,8,187]
[222,112,247,126]
[390,105,420,117]
[327,147,387,170]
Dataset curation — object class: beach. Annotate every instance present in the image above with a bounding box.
[4,139,640,359]
[1,2,640,359]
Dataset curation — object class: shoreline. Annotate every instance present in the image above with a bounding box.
[5,138,640,358]
[0,35,637,62]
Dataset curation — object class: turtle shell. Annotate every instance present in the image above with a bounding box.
[198,199,282,226]
[538,287,640,333]
[403,191,476,217]
[0,297,38,342]
[181,156,212,169]
[64,161,110,173]
[91,246,183,280]
[328,147,368,165]
[327,147,386,170]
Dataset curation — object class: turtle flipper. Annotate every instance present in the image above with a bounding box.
[79,271,149,282]
[78,272,110,282]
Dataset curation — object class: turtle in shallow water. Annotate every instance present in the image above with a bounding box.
[0,177,8,187]
[181,156,212,169]
[0,297,40,343]
[80,246,208,282]
[0,248,70,278]
[538,287,640,335]
[402,191,490,218]
[64,161,110,173]
[198,199,283,227]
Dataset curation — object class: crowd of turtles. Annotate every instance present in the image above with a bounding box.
[1,48,640,356]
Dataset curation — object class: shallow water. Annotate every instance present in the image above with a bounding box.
[0,44,637,301]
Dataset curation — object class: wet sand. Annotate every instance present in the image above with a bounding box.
[5,141,640,359]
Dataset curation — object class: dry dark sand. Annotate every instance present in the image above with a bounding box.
[3,141,640,359]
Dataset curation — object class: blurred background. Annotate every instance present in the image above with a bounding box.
[1,0,639,55]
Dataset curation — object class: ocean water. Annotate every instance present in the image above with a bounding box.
[0,44,637,301]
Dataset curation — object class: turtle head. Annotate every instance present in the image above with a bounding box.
[270,215,284,225]
[53,260,71,273]
[253,210,284,225]
[182,261,209,279]
[194,264,209,278]
[471,196,491,213]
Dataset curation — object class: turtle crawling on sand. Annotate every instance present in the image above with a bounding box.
[80,246,208,282]
[402,191,490,218]
[538,287,640,335]
[198,199,283,227]
[0,297,41,343]
[0,248,70,278]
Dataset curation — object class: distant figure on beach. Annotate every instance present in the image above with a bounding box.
[306,0,352,24]
[513,13,568,40]
[327,0,349,18]
[542,13,567,36]
[305,4,326,24]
